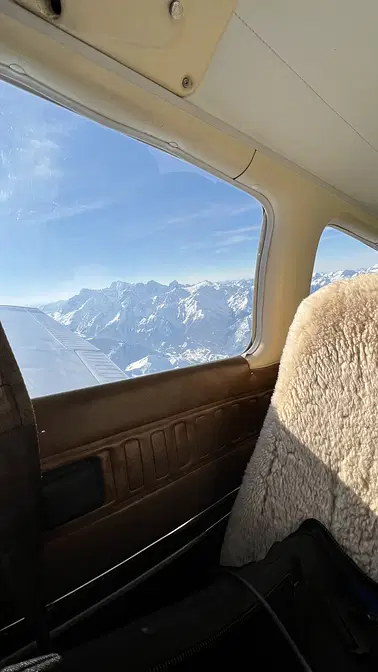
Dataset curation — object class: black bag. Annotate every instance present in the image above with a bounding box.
[54,519,378,671]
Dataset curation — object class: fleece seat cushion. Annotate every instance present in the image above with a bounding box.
[221,273,378,580]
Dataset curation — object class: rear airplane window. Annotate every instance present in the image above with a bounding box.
[0,79,263,397]
[312,227,377,293]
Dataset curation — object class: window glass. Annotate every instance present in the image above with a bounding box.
[0,79,263,397]
[312,227,377,294]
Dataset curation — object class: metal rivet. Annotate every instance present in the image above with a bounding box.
[169,0,184,20]
[181,75,193,90]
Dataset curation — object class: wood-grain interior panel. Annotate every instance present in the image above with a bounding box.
[34,358,277,456]
[34,358,278,601]
[124,439,144,492]
[151,430,169,480]
[43,440,256,601]
[98,450,116,503]
[174,422,190,468]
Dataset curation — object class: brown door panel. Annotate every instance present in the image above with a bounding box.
[33,357,277,602]
[34,357,275,455]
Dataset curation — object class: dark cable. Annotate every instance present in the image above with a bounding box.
[232,150,256,181]
[224,569,312,672]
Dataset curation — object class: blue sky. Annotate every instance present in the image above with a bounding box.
[314,229,377,274]
[0,80,376,305]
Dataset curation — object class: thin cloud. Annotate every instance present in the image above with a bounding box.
[229,202,262,214]
[214,225,261,237]
[179,241,208,252]
[167,208,213,226]
[321,233,340,241]
[166,205,224,226]
[119,201,260,244]
[21,200,108,226]
[216,234,259,249]
[166,201,260,227]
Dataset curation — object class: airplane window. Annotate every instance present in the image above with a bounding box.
[312,227,377,294]
[0,79,263,397]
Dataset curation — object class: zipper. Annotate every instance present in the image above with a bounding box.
[149,574,293,671]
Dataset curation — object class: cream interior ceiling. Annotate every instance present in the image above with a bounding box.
[190,0,378,213]
[5,0,378,216]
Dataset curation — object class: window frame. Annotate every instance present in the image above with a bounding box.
[0,73,272,389]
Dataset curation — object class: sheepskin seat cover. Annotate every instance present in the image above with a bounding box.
[221,273,378,580]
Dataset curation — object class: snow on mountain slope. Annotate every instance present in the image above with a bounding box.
[310,265,378,291]
[41,266,377,378]
[125,354,177,377]
[42,278,252,376]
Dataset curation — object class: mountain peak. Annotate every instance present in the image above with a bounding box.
[110,280,128,290]
[42,265,377,378]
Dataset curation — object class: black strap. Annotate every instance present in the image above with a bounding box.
[224,568,312,671]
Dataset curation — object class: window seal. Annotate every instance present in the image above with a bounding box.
[245,194,274,358]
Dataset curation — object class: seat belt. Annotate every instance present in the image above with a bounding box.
[0,323,49,653]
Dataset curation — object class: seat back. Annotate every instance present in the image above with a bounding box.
[221,273,378,580]
[0,323,47,649]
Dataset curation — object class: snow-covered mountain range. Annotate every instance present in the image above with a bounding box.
[42,265,378,378]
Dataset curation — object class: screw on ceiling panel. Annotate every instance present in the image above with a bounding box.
[181,75,193,90]
[169,0,184,20]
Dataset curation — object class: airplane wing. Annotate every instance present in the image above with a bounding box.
[0,305,127,398]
